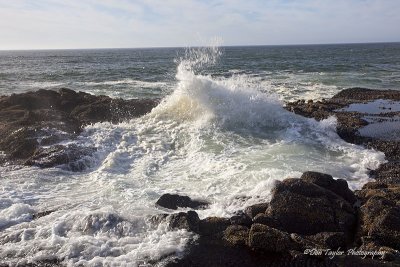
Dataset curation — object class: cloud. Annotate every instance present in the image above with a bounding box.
[0,0,399,49]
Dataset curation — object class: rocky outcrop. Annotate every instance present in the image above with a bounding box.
[0,88,159,169]
[154,88,400,266]
[266,177,356,237]
[355,182,400,253]
[285,88,400,168]
[159,171,392,266]
[285,88,400,151]
[156,194,209,210]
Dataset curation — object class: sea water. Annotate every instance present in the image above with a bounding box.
[1,43,399,266]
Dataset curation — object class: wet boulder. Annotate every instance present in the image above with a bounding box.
[229,212,252,227]
[167,211,200,232]
[301,171,357,204]
[248,224,295,252]
[25,144,97,171]
[0,128,39,160]
[156,193,209,210]
[266,177,356,236]
[223,225,249,246]
[199,217,231,236]
[252,213,279,228]
[244,202,268,219]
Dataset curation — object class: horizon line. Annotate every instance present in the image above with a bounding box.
[1,41,400,52]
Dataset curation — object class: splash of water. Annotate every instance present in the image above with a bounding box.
[0,45,386,266]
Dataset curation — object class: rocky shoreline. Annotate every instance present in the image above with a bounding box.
[160,88,400,267]
[0,88,159,170]
[0,88,399,266]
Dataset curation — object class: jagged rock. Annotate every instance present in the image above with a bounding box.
[0,128,39,160]
[310,232,347,250]
[301,171,357,204]
[229,212,252,227]
[156,194,209,210]
[357,240,400,262]
[167,211,200,232]
[355,183,400,251]
[148,213,169,226]
[223,225,249,246]
[370,162,400,184]
[244,203,268,219]
[199,217,230,236]
[266,177,356,236]
[252,213,279,228]
[286,88,400,156]
[32,210,56,220]
[332,87,400,101]
[0,88,159,166]
[248,224,295,252]
[25,144,96,170]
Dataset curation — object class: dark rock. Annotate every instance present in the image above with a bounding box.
[248,224,294,252]
[25,144,97,170]
[266,178,356,236]
[355,184,400,250]
[252,213,279,228]
[244,203,268,219]
[332,87,400,101]
[32,210,56,220]
[164,236,287,267]
[199,217,230,236]
[301,171,357,204]
[290,231,346,253]
[0,128,39,160]
[310,232,347,250]
[148,213,169,226]
[167,211,200,232]
[370,161,400,184]
[223,225,249,246]
[230,212,252,227]
[0,89,159,166]
[156,193,209,210]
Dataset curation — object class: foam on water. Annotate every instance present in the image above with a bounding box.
[0,47,386,266]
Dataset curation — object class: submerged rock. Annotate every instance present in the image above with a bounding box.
[156,193,209,210]
[25,144,97,170]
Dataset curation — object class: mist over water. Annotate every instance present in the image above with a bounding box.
[0,44,394,266]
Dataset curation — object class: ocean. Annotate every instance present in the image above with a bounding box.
[0,43,399,266]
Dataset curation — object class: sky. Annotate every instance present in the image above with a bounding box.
[0,0,399,50]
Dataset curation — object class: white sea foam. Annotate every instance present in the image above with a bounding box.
[79,79,168,88]
[19,81,66,88]
[0,46,386,266]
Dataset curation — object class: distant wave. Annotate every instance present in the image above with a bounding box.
[78,79,168,88]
